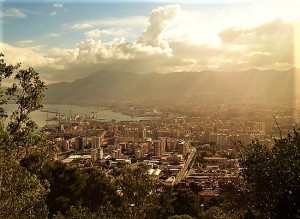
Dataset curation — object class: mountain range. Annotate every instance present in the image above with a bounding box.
[45,68,297,105]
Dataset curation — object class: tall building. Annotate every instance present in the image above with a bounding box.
[119,142,127,151]
[75,136,84,150]
[111,150,117,159]
[91,149,97,162]
[178,141,189,156]
[209,132,217,143]
[61,140,70,152]
[216,133,228,148]
[92,136,101,149]
[116,148,122,158]
[97,147,104,159]
[153,140,164,156]
[139,143,149,155]
[142,128,147,139]
[160,137,166,154]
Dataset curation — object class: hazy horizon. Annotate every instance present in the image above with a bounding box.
[0,1,299,81]
[1,3,300,217]
[1,0,300,110]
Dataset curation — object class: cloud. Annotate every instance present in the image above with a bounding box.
[2,4,297,83]
[19,40,34,44]
[218,19,294,69]
[42,37,176,81]
[84,29,113,38]
[71,16,147,30]
[0,43,69,84]
[0,8,26,18]
[138,5,180,49]
[45,33,60,37]
[17,40,45,52]
[50,4,63,17]
[72,23,93,29]
[0,43,57,68]
[53,3,63,8]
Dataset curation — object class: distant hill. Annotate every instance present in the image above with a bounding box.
[45,68,297,105]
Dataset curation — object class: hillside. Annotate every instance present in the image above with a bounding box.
[45,69,296,105]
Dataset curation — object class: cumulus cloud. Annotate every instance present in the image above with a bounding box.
[40,36,178,81]
[218,19,294,69]
[0,8,26,18]
[0,43,57,69]
[17,40,45,52]
[53,3,63,8]
[50,11,56,16]
[72,23,93,29]
[0,43,68,83]
[85,29,113,38]
[2,5,297,83]
[138,5,181,49]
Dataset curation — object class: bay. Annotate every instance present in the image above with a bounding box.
[3,104,137,127]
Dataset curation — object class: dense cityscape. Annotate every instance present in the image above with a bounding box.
[43,102,300,202]
[1,0,300,218]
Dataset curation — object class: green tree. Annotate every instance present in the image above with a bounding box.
[171,187,203,218]
[39,161,87,217]
[111,162,164,219]
[220,130,300,218]
[0,53,48,218]
[22,158,120,218]
[189,181,203,194]
[0,54,46,152]
[143,186,176,219]
[0,54,17,119]
[0,155,48,219]
[80,168,118,212]
[244,131,300,218]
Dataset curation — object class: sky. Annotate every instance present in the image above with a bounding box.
[1,0,300,84]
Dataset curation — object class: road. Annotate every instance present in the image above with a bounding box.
[173,147,197,185]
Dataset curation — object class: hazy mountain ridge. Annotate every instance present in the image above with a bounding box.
[45,69,296,105]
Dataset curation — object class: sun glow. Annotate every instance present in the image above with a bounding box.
[294,19,300,115]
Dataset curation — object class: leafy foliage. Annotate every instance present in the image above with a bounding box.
[171,186,203,218]
[244,131,300,218]
[0,54,48,218]
[0,156,48,219]
[2,53,300,219]
[0,53,18,119]
[0,53,46,152]
[32,161,119,217]
[219,130,300,218]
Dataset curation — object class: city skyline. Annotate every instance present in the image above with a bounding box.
[1,2,300,217]
[1,0,300,84]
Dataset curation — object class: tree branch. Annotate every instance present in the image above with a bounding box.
[273,116,282,139]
